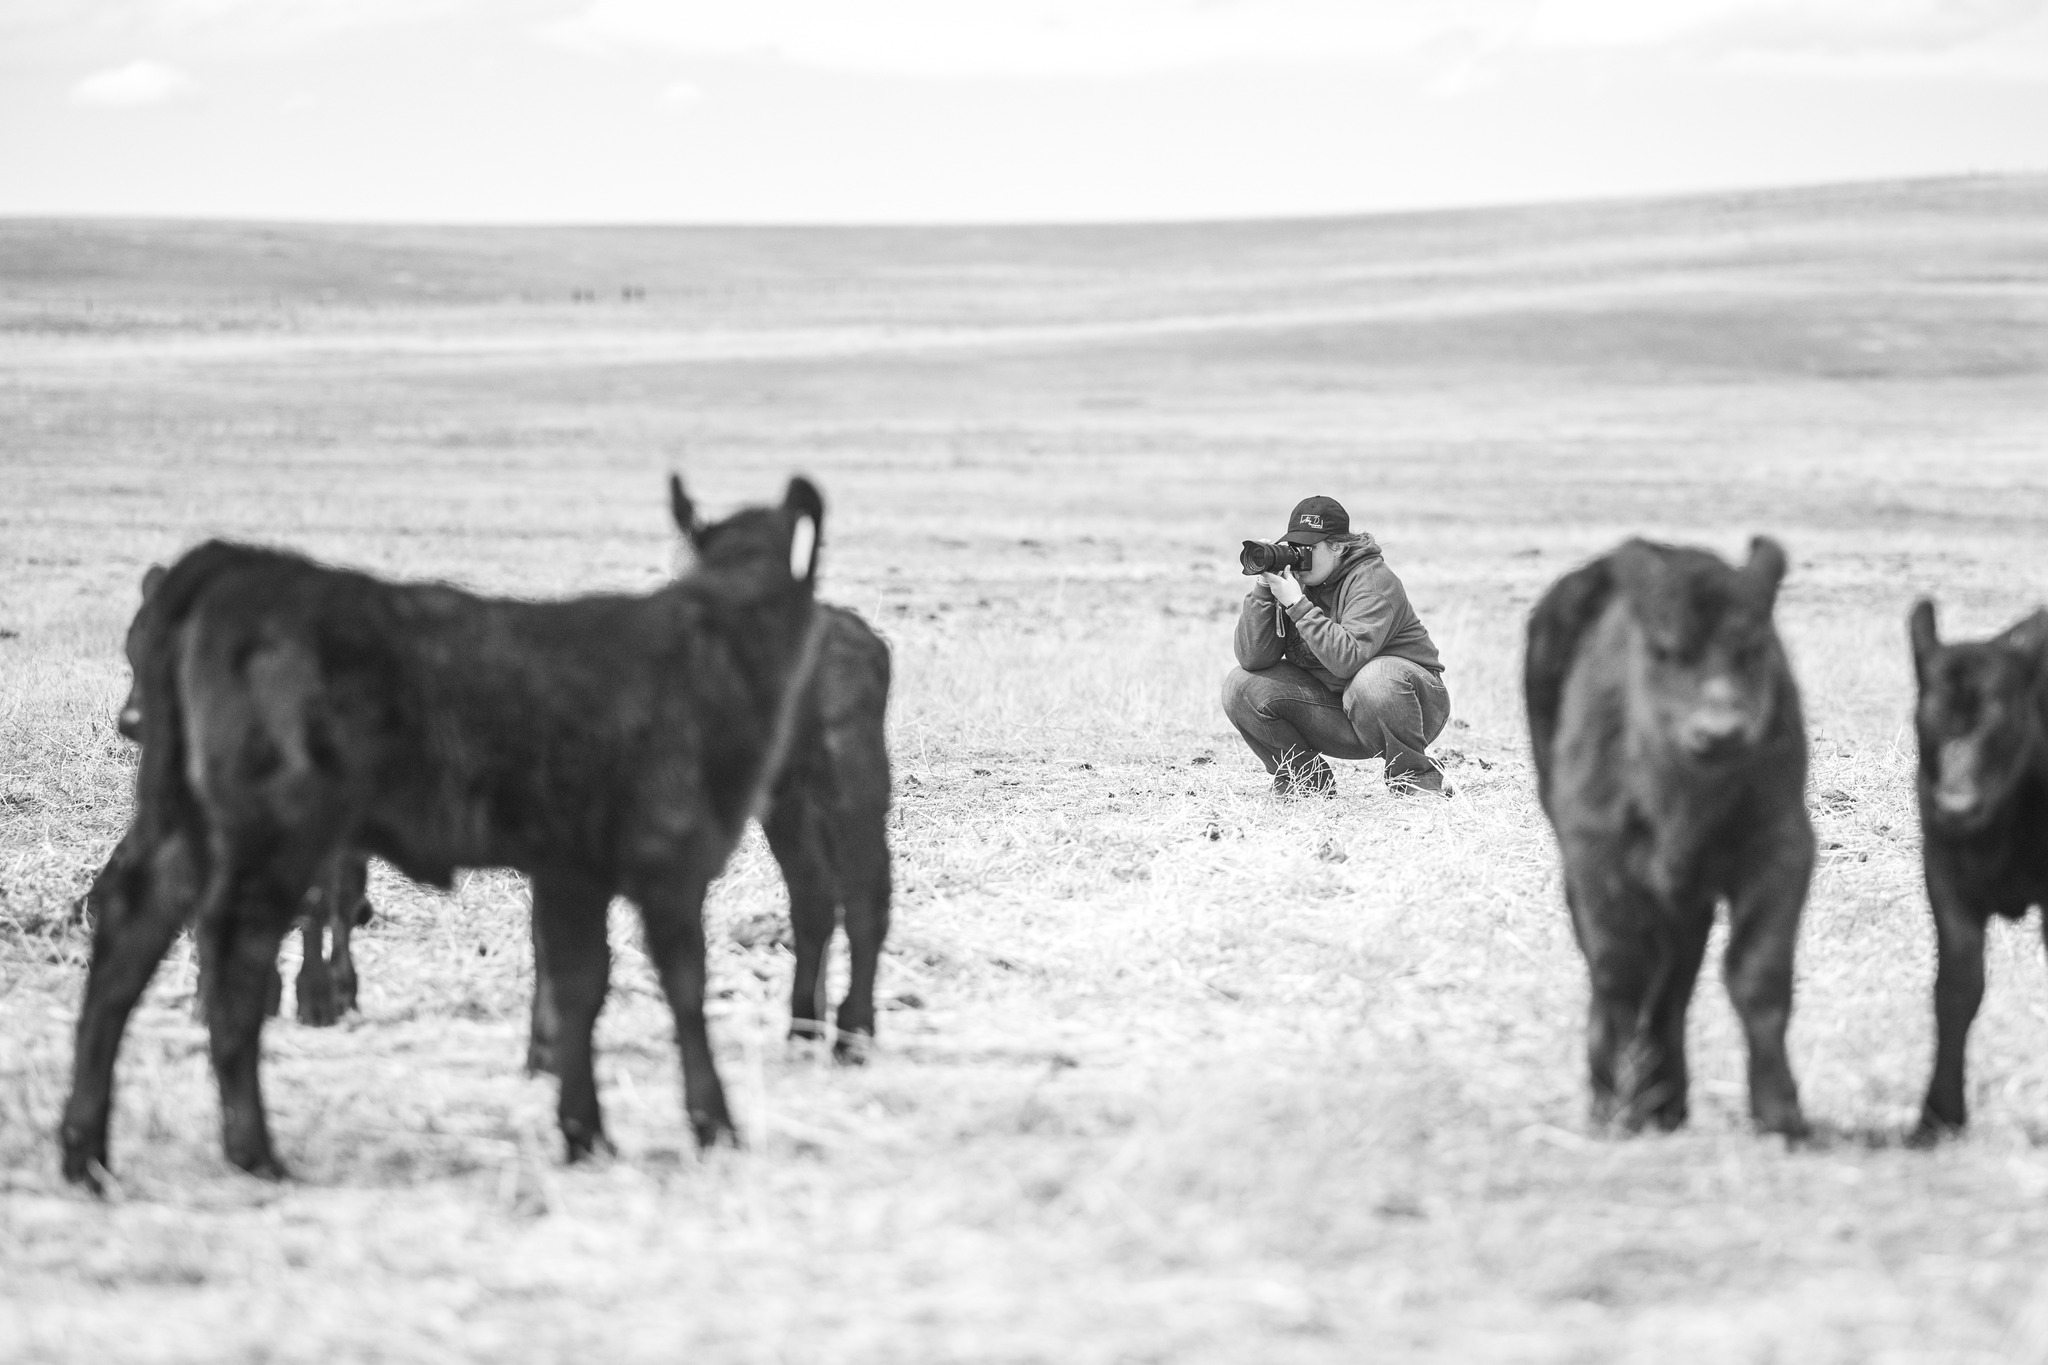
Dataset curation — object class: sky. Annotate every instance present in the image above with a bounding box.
[2,0,2046,223]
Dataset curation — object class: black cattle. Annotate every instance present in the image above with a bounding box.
[763,602,893,1058]
[1526,537,1813,1137]
[530,477,893,1069]
[61,478,825,1192]
[1908,601,2048,1141]
[80,565,372,1026]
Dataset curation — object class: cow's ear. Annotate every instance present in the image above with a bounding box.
[140,564,166,601]
[669,473,700,546]
[2007,609,2048,674]
[1744,536,1787,610]
[783,477,824,583]
[1909,599,1940,682]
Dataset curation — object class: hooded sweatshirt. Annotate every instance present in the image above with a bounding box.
[1232,533,1443,691]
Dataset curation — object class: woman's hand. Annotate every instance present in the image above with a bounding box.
[1261,569,1304,608]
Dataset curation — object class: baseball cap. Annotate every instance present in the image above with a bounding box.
[1281,495,1349,545]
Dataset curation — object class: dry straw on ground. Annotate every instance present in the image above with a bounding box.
[5,179,2048,1362]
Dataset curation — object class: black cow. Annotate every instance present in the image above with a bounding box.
[1908,601,2048,1141]
[1526,537,1813,1137]
[529,477,893,1068]
[80,565,372,1026]
[60,478,825,1192]
[762,602,893,1059]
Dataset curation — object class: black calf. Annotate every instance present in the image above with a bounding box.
[530,478,893,1070]
[1526,537,1813,1137]
[1908,601,2048,1141]
[767,603,893,1061]
[61,478,825,1191]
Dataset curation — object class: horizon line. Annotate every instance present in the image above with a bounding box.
[3,170,2042,236]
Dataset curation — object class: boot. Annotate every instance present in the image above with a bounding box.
[1386,763,1448,797]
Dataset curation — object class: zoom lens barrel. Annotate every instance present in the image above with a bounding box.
[1238,540,1309,576]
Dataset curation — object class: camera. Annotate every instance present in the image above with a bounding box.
[1239,540,1311,576]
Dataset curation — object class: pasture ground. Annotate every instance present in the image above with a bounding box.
[5,177,2048,1362]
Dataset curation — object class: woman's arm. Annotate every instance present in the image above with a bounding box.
[1233,583,1286,670]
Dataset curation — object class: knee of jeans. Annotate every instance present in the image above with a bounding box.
[1224,667,1294,722]
[1341,665,1400,718]
[1221,667,1256,715]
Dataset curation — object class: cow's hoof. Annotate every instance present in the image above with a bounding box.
[296,985,341,1028]
[1908,1116,1959,1149]
[61,1139,111,1194]
[561,1125,613,1163]
[232,1152,290,1182]
[831,1031,874,1067]
[1757,1111,1811,1144]
[690,1110,741,1151]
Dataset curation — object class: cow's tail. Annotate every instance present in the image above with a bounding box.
[133,541,261,849]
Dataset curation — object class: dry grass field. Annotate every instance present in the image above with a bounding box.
[4,176,2048,1362]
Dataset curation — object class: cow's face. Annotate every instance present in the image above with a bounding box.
[670,474,824,605]
[115,564,167,741]
[1912,601,2043,831]
[1614,537,1788,765]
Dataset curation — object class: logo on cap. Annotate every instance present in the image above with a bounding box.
[1297,513,1323,529]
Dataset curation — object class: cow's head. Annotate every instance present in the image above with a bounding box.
[1910,600,2045,831]
[115,564,167,741]
[669,473,823,604]
[1611,536,1790,765]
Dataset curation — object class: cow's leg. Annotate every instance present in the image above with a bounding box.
[192,915,276,1023]
[328,853,368,1015]
[1915,886,1988,1142]
[74,834,133,931]
[294,906,336,1026]
[60,829,201,1192]
[1564,867,1654,1129]
[531,871,612,1160]
[1641,904,1712,1132]
[831,817,892,1065]
[763,797,835,1045]
[262,957,285,1020]
[197,840,313,1179]
[526,903,560,1077]
[325,895,358,1018]
[632,859,737,1149]
[1724,841,1812,1140]
[1588,945,1658,1132]
[295,854,365,1025]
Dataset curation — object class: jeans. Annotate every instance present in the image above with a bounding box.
[1221,656,1452,787]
